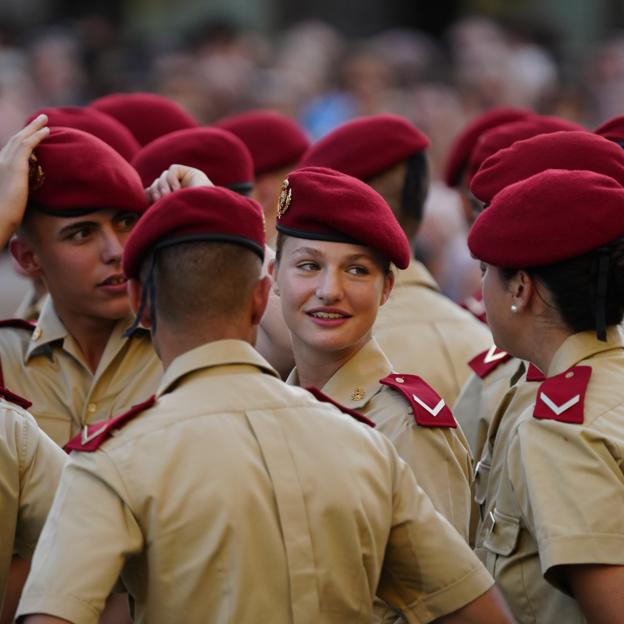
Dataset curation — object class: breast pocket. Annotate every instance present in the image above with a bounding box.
[483,508,521,556]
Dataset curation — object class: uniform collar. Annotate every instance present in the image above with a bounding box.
[393,259,440,292]
[547,326,624,377]
[158,339,279,397]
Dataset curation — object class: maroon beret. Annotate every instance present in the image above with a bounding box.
[123,186,265,278]
[443,107,532,188]
[298,114,429,180]
[29,127,148,216]
[275,166,410,269]
[594,115,624,144]
[471,131,624,203]
[466,116,585,184]
[215,110,309,176]
[132,127,254,192]
[90,92,198,146]
[468,169,624,267]
[26,106,140,162]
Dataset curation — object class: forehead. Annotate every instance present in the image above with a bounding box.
[281,235,380,261]
[27,208,134,229]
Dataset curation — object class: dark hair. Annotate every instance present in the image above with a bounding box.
[400,150,429,224]
[501,239,624,334]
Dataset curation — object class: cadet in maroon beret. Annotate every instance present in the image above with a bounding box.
[214,109,310,247]
[594,114,624,145]
[467,168,624,622]
[25,106,140,162]
[132,127,254,194]
[90,92,198,147]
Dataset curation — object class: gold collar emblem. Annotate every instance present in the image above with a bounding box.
[28,152,45,191]
[352,387,365,401]
[277,178,292,219]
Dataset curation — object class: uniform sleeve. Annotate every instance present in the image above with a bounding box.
[377,454,494,624]
[511,418,624,589]
[16,452,144,624]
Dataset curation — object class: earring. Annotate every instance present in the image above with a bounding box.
[510,304,518,314]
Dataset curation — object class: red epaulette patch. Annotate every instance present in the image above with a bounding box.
[526,363,546,382]
[306,387,376,428]
[461,289,487,324]
[380,374,457,428]
[533,366,591,424]
[64,395,156,453]
[0,319,35,331]
[468,345,512,379]
[0,386,32,410]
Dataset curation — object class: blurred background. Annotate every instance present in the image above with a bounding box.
[2,0,624,312]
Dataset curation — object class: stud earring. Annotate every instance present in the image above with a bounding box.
[510,304,518,314]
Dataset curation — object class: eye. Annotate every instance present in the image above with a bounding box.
[296,261,319,272]
[347,265,370,276]
[479,262,487,276]
[115,212,139,232]
[66,227,93,242]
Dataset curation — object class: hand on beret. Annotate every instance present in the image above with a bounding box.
[145,165,214,204]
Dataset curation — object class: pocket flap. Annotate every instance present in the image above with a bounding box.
[483,509,521,556]
[473,459,491,505]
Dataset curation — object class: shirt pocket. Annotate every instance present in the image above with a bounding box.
[483,508,521,557]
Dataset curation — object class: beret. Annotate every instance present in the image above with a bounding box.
[443,107,532,187]
[466,116,585,183]
[468,169,624,267]
[29,127,148,216]
[471,131,624,203]
[26,106,140,162]
[123,186,265,279]
[132,127,254,192]
[90,92,198,146]
[594,115,624,144]
[275,166,410,269]
[215,110,309,175]
[298,114,429,180]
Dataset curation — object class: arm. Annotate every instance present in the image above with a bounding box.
[144,164,213,204]
[0,558,30,624]
[21,616,70,624]
[435,586,515,624]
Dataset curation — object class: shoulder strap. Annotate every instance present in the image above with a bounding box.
[533,366,591,424]
[468,345,512,379]
[0,386,32,410]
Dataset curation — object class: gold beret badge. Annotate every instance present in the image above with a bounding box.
[277,178,292,219]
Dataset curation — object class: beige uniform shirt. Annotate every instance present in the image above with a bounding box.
[0,396,66,608]
[480,329,624,623]
[374,260,491,406]
[18,339,493,624]
[0,298,162,446]
[287,338,472,540]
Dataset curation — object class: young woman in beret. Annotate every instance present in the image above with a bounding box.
[468,168,624,623]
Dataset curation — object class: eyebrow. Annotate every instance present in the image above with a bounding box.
[58,220,98,236]
[291,246,377,263]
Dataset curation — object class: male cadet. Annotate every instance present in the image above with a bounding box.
[299,114,491,406]
[0,126,162,446]
[215,109,310,248]
[17,185,513,624]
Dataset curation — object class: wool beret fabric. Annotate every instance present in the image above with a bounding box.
[443,107,532,187]
[468,169,624,267]
[29,127,148,216]
[26,106,140,161]
[275,166,411,269]
[123,186,265,278]
[594,115,624,144]
[471,131,624,203]
[132,127,254,191]
[466,116,585,183]
[215,110,309,176]
[90,92,198,146]
[298,114,429,180]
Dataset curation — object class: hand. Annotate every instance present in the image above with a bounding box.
[0,115,49,246]
[144,164,213,204]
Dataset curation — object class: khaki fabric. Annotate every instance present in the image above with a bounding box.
[0,398,66,608]
[18,340,493,624]
[287,338,472,540]
[480,328,624,623]
[0,298,162,446]
[374,261,491,407]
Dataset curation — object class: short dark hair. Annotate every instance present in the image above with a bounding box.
[399,150,429,224]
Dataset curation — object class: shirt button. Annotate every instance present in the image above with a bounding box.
[395,377,405,383]
[87,403,97,414]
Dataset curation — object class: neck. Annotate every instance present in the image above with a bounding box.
[512,319,572,375]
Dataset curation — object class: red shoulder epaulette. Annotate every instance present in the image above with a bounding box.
[64,395,156,453]
[533,366,591,424]
[468,345,512,379]
[526,363,545,382]
[461,289,487,324]
[0,386,32,410]
[0,319,36,331]
[306,387,375,428]
[380,374,457,428]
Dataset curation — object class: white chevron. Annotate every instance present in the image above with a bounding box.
[412,394,445,417]
[539,392,580,415]
[81,422,108,444]
[483,345,508,364]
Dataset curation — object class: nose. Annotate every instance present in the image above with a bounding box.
[100,225,124,265]
[315,268,343,303]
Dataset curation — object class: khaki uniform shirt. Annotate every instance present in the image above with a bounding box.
[287,338,472,540]
[480,328,624,623]
[0,298,162,446]
[18,340,493,624]
[0,397,66,608]
[374,260,491,407]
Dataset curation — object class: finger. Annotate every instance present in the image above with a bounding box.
[22,126,50,149]
[165,168,181,191]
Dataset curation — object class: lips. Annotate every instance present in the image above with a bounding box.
[305,307,352,320]
[98,274,127,287]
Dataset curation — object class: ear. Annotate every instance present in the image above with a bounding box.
[267,257,280,296]
[508,270,533,313]
[10,235,44,278]
[379,269,395,307]
[127,278,152,329]
[251,275,272,326]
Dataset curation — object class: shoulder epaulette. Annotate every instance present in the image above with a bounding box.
[0,386,32,410]
[468,345,512,379]
[64,395,156,453]
[380,374,457,428]
[0,319,36,331]
[533,366,591,424]
[526,363,546,382]
[306,387,375,428]
[461,290,487,324]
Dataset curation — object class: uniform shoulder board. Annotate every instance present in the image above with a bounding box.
[526,363,546,382]
[0,319,36,331]
[533,365,591,424]
[380,374,457,428]
[64,395,156,453]
[306,387,375,428]
[468,345,512,379]
[0,386,32,410]
[461,289,487,324]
